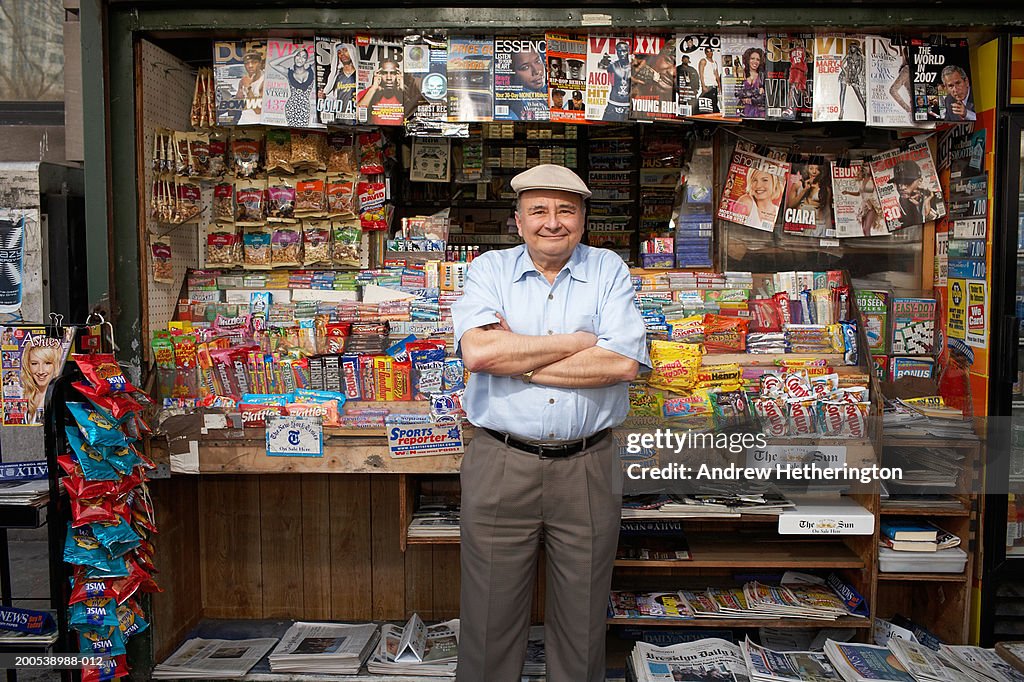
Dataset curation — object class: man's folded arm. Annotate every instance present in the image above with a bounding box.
[459,327,597,377]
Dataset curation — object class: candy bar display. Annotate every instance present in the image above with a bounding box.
[60,353,160,682]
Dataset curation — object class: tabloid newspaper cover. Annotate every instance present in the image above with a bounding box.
[403,35,449,122]
[315,37,358,125]
[675,33,722,118]
[812,33,866,122]
[783,160,833,237]
[721,34,766,120]
[765,33,814,122]
[447,36,494,122]
[866,35,916,128]
[869,142,946,232]
[214,40,266,125]
[546,32,587,123]
[355,36,405,126]
[910,36,973,122]
[586,35,632,122]
[630,34,677,121]
[716,145,790,232]
[493,35,549,121]
[262,39,319,128]
[831,160,887,238]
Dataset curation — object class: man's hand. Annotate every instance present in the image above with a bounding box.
[951,99,967,119]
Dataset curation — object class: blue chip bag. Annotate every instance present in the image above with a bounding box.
[67,403,131,448]
[77,625,127,657]
[104,444,144,476]
[90,520,141,558]
[116,601,150,639]
[62,524,128,576]
[70,598,118,629]
[65,427,120,481]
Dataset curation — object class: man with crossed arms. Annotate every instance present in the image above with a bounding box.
[453,164,649,682]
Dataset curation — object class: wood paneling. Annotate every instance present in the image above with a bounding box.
[259,475,304,618]
[199,476,263,618]
[300,475,332,619]
[370,477,406,619]
[432,545,461,621]
[150,476,201,661]
[328,475,373,620]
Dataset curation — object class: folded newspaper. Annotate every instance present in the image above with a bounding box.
[366,614,459,677]
[152,637,278,679]
[522,625,546,677]
[267,621,379,674]
[630,637,750,682]
[742,637,842,682]
[823,641,913,682]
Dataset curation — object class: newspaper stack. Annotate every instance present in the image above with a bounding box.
[630,638,750,682]
[267,622,379,674]
[608,591,693,620]
[521,626,546,678]
[823,641,914,682]
[882,446,964,489]
[888,638,959,682]
[152,637,278,679]
[408,497,460,539]
[743,582,853,621]
[882,400,975,440]
[940,645,1024,682]
[366,614,459,677]
[742,637,843,682]
[0,479,48,505]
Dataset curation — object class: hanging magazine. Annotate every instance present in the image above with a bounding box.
[869,142,946,231]
[404,35,449,123]
[586,35,632,122]
[493,35,549,121]
[765,33,814,121]
[355,36,405,126]
[447,36,494,122]
[262,39,319,128]
[866,35,917,128]
[812,33,866,122]
[783,160,833,237]
[721,34,766,119]
[910,36,973,122]
[213,40,266,126]
[717,145,790,232]
[315,37,358,125]
[546,32,587,123]
[831,160,887,238]
[676,33,722,118]
[628,34,676,121]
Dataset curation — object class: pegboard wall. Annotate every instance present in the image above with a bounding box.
[140,40,202,360]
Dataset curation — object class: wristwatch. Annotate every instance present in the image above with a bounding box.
[521,370,534,383]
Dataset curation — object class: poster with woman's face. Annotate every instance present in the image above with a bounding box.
[0,327,71,426]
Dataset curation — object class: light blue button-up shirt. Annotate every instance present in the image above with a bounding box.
[452,244,650,442]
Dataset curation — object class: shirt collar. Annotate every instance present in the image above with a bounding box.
[512,244,589,283]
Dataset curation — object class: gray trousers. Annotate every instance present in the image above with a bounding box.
[457,430,622,682]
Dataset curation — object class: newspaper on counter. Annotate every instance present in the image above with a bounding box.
[888,638,958,682]
[367,615,459,676]
[152,637,279,679]
[742,637,843,682]
[267,621,379,674]
[939,645,1024,682]
[631,638,750,682]
[823,641,914,682]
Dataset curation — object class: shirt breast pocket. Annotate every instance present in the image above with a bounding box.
[565,313,598,334]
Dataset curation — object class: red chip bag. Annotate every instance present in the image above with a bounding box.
[80,653,129,682]
[73,353,134,395]
[73,381,143,422]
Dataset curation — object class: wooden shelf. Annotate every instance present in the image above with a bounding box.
[406,536,460,545]
[631,537,865,569]
[877,572,968,582]
[607,616,870,629]
[880,504,971,517]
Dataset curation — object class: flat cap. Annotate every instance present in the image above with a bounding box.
[510,164,592,198]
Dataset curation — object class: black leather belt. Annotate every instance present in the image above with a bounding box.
[483,428,610,458]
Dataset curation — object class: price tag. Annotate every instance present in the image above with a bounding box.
[952,217,986,240]
[266,416,323,457]
[819,239,840,247]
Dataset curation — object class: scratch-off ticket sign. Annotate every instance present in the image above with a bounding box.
[387,421,464,458]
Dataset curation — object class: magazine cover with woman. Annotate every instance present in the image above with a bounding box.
[717,145,790,232]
